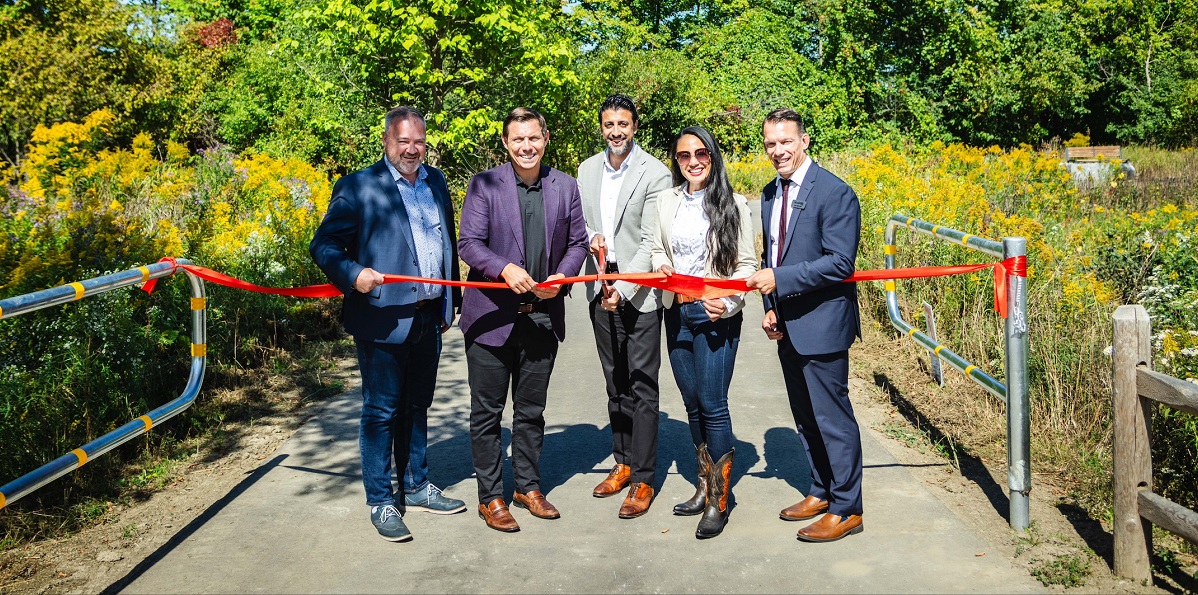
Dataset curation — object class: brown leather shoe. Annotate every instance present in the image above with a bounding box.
[780,495,829,521]
[512,490,561,519]
[618,482,654,519]
[796,513,863,543]
[592,464,631,497]
[478,498,520,532]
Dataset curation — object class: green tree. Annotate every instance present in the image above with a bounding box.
[291,0,583,180]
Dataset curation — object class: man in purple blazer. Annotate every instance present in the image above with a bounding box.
[458,107,589,532]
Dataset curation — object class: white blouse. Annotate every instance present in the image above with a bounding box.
[670,187,709,277]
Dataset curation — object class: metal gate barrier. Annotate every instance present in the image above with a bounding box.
[883,214,1030,530]
[0,260,207,510]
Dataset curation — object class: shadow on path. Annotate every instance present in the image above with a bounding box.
[101,454,288,595]
[872,372,1010,523]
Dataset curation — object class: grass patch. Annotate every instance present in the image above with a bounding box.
[1030,552,1093,587]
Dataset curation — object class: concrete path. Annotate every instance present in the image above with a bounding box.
[111,293,1042,594]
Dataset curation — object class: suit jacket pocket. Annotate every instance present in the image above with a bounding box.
[552,216,572,246]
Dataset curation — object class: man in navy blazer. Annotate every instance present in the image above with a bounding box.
[746,108,864,543]
[310,107,465,543]
[458,107,588,532]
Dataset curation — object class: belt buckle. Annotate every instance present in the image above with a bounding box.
[517,303,535,314]
[676,294,697,304]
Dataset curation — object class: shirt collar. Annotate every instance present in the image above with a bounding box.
[513,163,544,190]
[777,155,814,191]
[603,142,638,173]
[384,157,427,185]
[680,184,706,202]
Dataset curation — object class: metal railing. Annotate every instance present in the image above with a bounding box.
[0,260,207,510]
[1111,304,1198,584]
[883,214,1030,530]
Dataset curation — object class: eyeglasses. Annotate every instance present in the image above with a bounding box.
[674,148,711,164]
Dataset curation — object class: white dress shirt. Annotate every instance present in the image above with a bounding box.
[598,143,638,264]
[768,155,813,268]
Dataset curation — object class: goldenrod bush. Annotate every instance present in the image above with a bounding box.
[0,112,338,503]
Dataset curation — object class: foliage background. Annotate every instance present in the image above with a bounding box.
[2,0,1197,550]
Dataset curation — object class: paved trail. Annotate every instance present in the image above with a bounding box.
[111,292,1042,593]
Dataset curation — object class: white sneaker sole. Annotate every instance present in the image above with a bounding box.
[403,503,467,515]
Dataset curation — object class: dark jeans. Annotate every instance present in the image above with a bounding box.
[664,302,742,461]
[466,312,559,504]
[589,297,663,485]
[356,305,441,507]
[778,339,863,516]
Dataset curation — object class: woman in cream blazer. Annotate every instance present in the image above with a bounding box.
[650,125,756,539]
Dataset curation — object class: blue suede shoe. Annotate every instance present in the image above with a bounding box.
[370,504,412,542]
[403,484,466,515]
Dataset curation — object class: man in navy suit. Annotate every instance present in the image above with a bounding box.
[746,108,864,543]
[310,106,465,543]
[458,107,589,532]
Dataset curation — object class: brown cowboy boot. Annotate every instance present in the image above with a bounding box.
[673,443,710,516]
[695,447,734,539]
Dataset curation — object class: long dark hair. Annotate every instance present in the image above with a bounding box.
[670,126,740,277]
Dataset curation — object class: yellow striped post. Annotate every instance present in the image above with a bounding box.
[138,266,151,282]
[883,245,897,255]
[72,448,88,466]
[0,304,4,319]
[934,345,944,356]
[931,225,940,235]
[884,281,896,292]
[964,365,977,376]
[907,328,917,337]
[0,491,6,509]
[138,415,153,431]
[191,344,207,357]
[960,234,973,245]
[190,297,206,310]
[69,282,85,300]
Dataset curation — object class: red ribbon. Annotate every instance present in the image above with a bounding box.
[142,256,1028,317]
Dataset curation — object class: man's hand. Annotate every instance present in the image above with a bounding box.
[746,268,777,295]
[531,273,565,299]
[657,264,675,276]
[701,298,727,322]
[590,234,606,257]
[353,267,386,294]
[762,308,783,340]
[501,263,536,294]
[600,283,621,312]
[440,313,456,334]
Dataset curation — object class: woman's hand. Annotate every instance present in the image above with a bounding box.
[657,264,675,276]
[701,298,727,321]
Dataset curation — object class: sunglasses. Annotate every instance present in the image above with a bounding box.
[674,148,711,164]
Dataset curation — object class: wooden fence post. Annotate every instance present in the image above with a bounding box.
[1112,305,1154,583]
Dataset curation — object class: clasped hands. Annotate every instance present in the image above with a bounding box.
[746,268,784,341]
[501,263,564,299]
[655,264,727,322]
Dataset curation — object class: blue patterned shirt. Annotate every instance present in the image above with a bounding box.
[385,160,445,301]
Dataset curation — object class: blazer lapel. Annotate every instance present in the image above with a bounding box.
[781,161,820,261]
[542,167,558,253]
[761,178,777,244]
[375,162,418,260]
[614,155,647,232]
[500,164,525,256]
[657,187,681,263]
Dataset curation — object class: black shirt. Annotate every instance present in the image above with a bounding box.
[515,165,548,290]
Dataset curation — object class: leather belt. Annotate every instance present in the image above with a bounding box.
[675,294,699,304]
[517,302,549,314]
[414,298,443,310]
[604,262,619,274]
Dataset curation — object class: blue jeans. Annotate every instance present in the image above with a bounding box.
[664,302,742,460]
[356,306,441,506]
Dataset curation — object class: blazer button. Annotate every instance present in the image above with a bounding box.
[411,287,416,292]
[519,260,525,265]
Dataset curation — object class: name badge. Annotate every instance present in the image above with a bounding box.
[791,199,806,211]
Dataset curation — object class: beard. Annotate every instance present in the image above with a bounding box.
[606,138,631,156]
[386,148,421,175]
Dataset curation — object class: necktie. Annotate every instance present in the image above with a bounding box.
[776,178,790,267]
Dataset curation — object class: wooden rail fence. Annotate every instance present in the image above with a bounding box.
[1111,305,1198,583]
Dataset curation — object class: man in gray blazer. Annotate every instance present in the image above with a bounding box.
[576,94,673,518]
